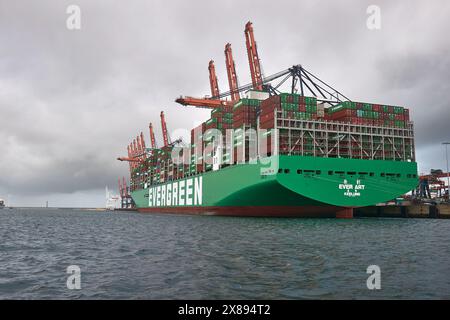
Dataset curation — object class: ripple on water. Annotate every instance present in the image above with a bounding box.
[1,209,450,299]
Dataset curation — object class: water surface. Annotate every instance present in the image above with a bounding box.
[1,208,449,299]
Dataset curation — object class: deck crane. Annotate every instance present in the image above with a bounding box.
[224,43,240,101]
[208,60,220,98]
[244,21,263,91]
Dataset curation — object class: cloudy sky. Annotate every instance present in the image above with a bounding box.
[0,0,449,207]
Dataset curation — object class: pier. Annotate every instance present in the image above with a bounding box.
[354,203,450,219]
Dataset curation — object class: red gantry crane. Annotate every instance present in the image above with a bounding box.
[176,21,267,109]
[208,60,220,98]
[117,139,146,164]
[175,59,234,109]
[175,43,243,109]
[149,122,157,149]
[244,21,263,91]
[224,43,241,101]
[160,111,170,147]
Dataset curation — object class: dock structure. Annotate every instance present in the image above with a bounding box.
[355,203,450,219]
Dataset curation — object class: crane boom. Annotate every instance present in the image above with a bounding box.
[117,157,144,163]
[127,145,132,172]
[136,135,142,160]
[149,123,156,148]
[244,21,263,91]
[175,96,234,108]
[208,60,220,98]
[160,111,170,147]
[140,132,146,151]
[224,43,240,101]
[132,139,138,169]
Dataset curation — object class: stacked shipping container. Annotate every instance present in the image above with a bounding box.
[232,98,261,163]
[326,101,410,128]
[233,98,260,129]
[131,93,414,190]
[260,93,319,129]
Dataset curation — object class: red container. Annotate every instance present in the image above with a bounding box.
[260,119,274,129]
[329,109,354,120]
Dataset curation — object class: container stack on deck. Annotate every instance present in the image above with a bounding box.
[258,93,322,155]
[260,93,320,129]
[232,98,261,163]
[129,92,414,189]
[325,101,410,128]
[232,98,260,129]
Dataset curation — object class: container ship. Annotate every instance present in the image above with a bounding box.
[117,22,418,218]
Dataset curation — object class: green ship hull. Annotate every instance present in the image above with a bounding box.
[130,155,418,217]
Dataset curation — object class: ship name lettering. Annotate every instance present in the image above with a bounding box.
[148,177,203,207]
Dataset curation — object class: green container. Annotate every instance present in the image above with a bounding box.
[393,106,404,114]
[362,103,372,111]
[304,96,317,105]
[206,118,218,125]
[280,93,290,103]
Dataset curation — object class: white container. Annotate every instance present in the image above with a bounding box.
[246,90,270,101]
